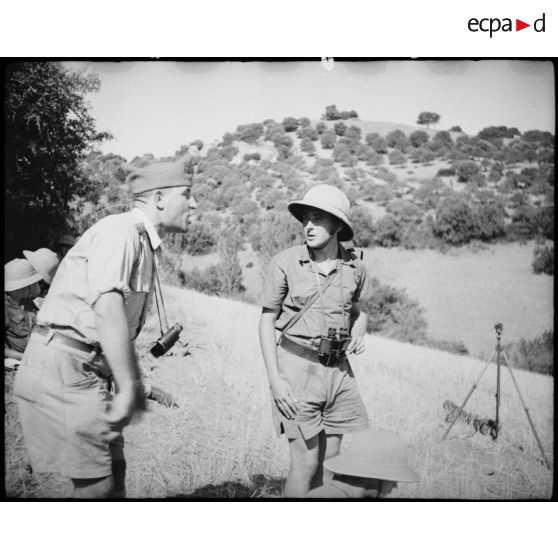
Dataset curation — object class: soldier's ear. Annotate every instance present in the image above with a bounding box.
[154,190,165,210]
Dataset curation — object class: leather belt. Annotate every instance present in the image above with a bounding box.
[34,325,103,356]
[279,336,345,366]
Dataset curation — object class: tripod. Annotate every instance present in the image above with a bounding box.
[441,323,550,470]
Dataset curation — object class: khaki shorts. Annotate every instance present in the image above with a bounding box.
[271,342,369,441]
[14,333,124,479]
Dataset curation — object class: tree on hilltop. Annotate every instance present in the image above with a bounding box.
[417,111,441,128]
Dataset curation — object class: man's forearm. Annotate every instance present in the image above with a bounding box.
[350,310,368,338]
[94,292,141,388]
[258,311,281,385]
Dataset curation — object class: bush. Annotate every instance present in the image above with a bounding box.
[348,206,375,247]
[433,195,477,245]
[282,117,298,132]
[388,149,407,165]
[361,278,428,343]
[179,265,224,295]
[320,131,336,149]
[235,123,264,143]
[455,160,481,183]
[424,338,469,355]
[374,214,401,247]
[474,200,506,241]
[300,136,316,155]
[243,152,261,162]
[437,167,456,177]
[532,244,554,275]
[409,130,429,148]
[334,121,347,136]
[504,331,553,375]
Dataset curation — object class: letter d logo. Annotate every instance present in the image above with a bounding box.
[534,13,545,32]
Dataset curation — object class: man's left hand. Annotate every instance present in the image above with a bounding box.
[346,336,365,355]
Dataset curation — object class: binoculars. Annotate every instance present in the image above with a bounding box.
[318,327,351,357]
[150,323,183,357]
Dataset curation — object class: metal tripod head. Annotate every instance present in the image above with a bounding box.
[494,322,503,345]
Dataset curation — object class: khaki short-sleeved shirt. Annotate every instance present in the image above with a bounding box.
[4,294,36,352]
[36,208,161,345]
[260,243,372,346]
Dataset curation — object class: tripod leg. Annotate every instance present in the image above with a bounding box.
[442,351,496,441]
[501,351,551,470]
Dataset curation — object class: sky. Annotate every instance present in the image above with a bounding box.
[67,60,555,161]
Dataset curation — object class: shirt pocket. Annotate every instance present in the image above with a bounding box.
[290,282,316,308]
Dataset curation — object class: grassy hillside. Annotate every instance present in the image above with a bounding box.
[5,286,553,499]
[181,241,553,358]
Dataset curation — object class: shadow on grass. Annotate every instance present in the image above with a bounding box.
[172,474,285,499]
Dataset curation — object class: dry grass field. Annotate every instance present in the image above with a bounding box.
[4,285,553,499]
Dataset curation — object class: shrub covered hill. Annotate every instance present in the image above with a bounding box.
[74,107,554,370]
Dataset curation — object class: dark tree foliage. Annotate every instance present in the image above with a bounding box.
[449,126,463,132]
[477,125,520,142]
[5,62,111,260]
[416,112,440,128]
[324,104,341,120]
[282,117,299,132]
[532,244,554,276]
[522,130,554,147]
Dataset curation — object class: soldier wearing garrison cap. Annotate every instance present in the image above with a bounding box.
[259,184,373,498]
[14,156,197,498]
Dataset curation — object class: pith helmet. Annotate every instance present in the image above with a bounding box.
[288,184,354,241]
[4,259,42,292]
[23,248,60,285]
[324,429,420,482]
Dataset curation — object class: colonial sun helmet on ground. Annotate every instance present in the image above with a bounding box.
[324,429,420,482]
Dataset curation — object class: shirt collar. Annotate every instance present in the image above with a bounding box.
[131,208,162,250]
[298,242,356,267]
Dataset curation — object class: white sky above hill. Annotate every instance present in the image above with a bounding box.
[66,60,555,161]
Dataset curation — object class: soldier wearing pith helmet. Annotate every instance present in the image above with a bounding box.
[14,156,197,498]
[259,183,372,498]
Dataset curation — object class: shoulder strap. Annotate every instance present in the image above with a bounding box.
[276,270,338,346]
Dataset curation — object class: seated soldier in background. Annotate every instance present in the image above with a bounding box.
[4,259,43,362]
[54,234,77,260]
[23,248,60,309]
[307,429,419,499]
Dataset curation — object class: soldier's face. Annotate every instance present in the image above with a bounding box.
[302,208,341,249]
[159,185,197,232]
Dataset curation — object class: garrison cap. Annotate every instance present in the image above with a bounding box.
[55,234,76,247]
[125,155,195,196]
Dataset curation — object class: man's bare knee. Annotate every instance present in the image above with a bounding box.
[72,475,114,499]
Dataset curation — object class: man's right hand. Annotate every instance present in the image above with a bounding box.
[270,377,299,420]
[105,381,145,429]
